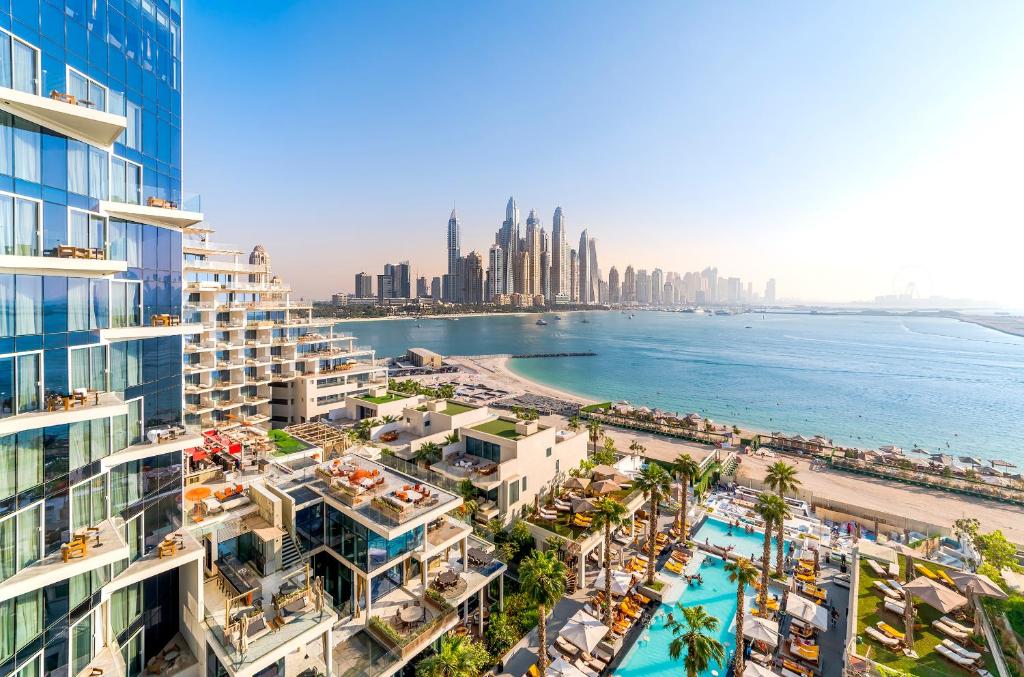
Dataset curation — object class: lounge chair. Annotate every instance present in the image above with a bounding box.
[943,639,982,662]
[937,569,958,588]
[865,559,888,577]
[933,619,969,641]
[664,559,684,575]
[914,563,938,580]
[865,626,901,649]
[790,641,819,662]
[876,621,905,641]
[936,643,977,669]
[883,599,906,616]
[940,616,974,634]
[527,664,541,677]
[555,636,581,657]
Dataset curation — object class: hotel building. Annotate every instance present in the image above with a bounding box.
[0,2,206,677]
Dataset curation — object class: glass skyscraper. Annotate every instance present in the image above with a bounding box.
[0,2,202,676]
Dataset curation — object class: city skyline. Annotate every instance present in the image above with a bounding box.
[186,2,1024,307]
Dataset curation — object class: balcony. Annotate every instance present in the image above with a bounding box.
[0,517,127,603]
[185,381,214,394]
[99,197,204,229]
[187,259,271,274]
[182,239,243,255]
[0,390,127,436]
[0,251,127,276]
[214,398,245,411]
[0,86,127,147]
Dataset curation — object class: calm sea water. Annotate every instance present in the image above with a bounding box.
[334,312,1024,465]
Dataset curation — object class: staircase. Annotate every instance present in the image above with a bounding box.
[281,531,304,572]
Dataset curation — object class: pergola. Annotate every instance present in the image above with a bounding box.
[284,421,350,454]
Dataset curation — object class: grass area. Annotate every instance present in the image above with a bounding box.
[442,401,475,416]
[356,392,408,405]
[580,402,612,413]
[472,418,524,440]
[268,429,310,455]
[527,485,638,539]
[855,559,997,676]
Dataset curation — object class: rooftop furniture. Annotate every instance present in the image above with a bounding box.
[865,625,901,649]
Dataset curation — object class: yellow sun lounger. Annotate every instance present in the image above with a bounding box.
[937,569,957,587]
[791,642,819,662]
[914,563,938,580]
[877,621,905,641]
[796,572,816,584]
[665,560,684,574]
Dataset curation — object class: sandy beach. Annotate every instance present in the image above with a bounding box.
[432,354,1024,544]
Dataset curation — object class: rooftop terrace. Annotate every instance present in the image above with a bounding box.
[470,417,539,440]
[356,392,409,405]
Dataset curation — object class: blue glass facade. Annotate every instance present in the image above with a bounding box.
[0,2,186,677]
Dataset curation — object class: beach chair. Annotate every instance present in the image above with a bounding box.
[937,569,957,588]
[936,643,978,669]
[664,559,684,574]
[790,642,819,662]
[883,599,906,616]
[940,616,974,634]
[914,563,938,580]
[942,639,982,662]
[876,621,905,641]
[865,626,901,649]
[527,664,541,677]
[865,559,887,577]
[933,619,969,641]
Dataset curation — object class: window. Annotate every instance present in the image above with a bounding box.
[0,430,42,500]
[509,480,519,506]
[0,193,40,256]
[70,345,106,392]
[67,67,107,112]
[0,503,42,583]
[12,118,39,182]
[522,476,527,493]
[0,29,39,94]
[111,157,142,204]
[70,613,94,676]
[111,281,141,328]
[546,447,552,458]
[68,209,106,253]
[556,459,560,473]
[71,475,107,532]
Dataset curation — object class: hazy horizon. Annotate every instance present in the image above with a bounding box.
[185,1,1024,307]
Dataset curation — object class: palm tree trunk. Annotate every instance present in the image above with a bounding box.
[903,553,915,650]
[646,495,658,584]
[735,584,746,676]
[677,476,688,536]
[538,603,548,672]
[605,523,614,627]
[775,492,785,577]
[758,522,771,610]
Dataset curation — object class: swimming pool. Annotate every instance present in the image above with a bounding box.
[614,517,787,677]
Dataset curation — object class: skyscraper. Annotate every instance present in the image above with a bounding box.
[445,209,460,301]
[765,278,777,304]
[578,230,591,304]
[459,251,484,303]
[624,265,636,304]
[551,206,567,297]
[702,267,719,304]
[499,196,520,292]
[651,268,664,305]
[588,237,600,304]
[354,272,373,297]
[0,4,197,676]
[393,261,412,299]
[609,266,621,303]
[487,244,506,299]
[431,276,442,300]
[569,249,579,302]
[637,269,650,304]
[525,209,542,295]
[416,276,429,297]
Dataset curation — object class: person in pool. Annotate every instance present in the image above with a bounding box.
[667,612,675,624]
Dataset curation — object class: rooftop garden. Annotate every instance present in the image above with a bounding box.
[471,418,524,440]
[442,401,475,416]
[854,558,998,676]
[268,429,312,455]
[356,392,408,405]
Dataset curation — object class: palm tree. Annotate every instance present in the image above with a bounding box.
[519,550,568,673]
[903,552,916,650]
[586,419,602,454]
[438,384,456,399]
[633,463,671,584]
[415,634,491,677]
[591,498,629,627]
[764,461,801,576]
[568,416,581,432]
[443,431,460,446]
[380,414,399,424]
[673,453,700,539]
[725,558,760,676]
[754,493,787,609]
[667,605,726,677]
[629,440,647,457]
[414,442,442,468]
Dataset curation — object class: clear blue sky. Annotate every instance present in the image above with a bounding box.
[185,1,1024,305]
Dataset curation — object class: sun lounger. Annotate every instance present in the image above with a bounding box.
[937,569,957,587]
[790,641,819,662]
[664,560,684,574]
[933,619,969,641]
[527,664,541,677]
[914,563,938,580]
[573,660,600,677]
[865,559,888,577]
[555,636,581,657]
[943,639,982,662]
[940,616,974,634]
[865,626,901,649]
[936,643,977,669]
[883,599,906,616]
[877,621,905,641]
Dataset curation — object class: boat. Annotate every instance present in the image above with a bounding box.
[536,319,548,325]
[581,318,590,324]
[555,316,562,320]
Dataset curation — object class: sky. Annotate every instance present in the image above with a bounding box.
[184,1,1024,307]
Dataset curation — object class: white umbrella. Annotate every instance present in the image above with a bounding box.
[546,655,589,677]
[560,609,610,653]
[743,615,780,649]
[742,663,783,677]
[592,569,634,596]
[784,594,828,631]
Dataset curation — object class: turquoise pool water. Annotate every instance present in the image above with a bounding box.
[614,517,787,677]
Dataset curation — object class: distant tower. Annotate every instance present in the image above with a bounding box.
[525,209,542,295]
[765,278,777,304]
[445,209,460,300]
[551,206,567,297]
[587,237,599,304]
[569,249,579,302]
[578,230,590,304]
[249,244,269,284]
[608,266,620,303]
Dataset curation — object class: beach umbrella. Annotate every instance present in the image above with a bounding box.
[903,577,968,613]
[563,477,591,491]
[546,656,589,677]
[590,479,619,495]
[742,663,783,677]
[991,459,1017,469]
[784,594,828,631]
[592,569,634,596]
[590,464,619,479]
[949,571,1008,600]
[571,497,598,513]
[561,609,610,653]
[742,615,780,649]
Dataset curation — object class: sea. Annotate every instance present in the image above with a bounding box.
[334,311,1024,467]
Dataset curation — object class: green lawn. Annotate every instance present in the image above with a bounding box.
[855,559,997,676]
[580,402,612,413]
[471,418,524,439]
[268,429,310,455]
[442,402,475,416]
[356,392,407,405]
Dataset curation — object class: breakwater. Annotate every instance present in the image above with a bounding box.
[510,352,596,359]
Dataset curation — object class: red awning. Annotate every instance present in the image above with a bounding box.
[190,449,208,462]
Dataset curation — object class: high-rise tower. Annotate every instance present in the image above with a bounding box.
[445,209,460,300]
[551,206,567,297]
[578,230,591,304]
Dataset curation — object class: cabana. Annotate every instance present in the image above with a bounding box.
[785,593,828,631]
